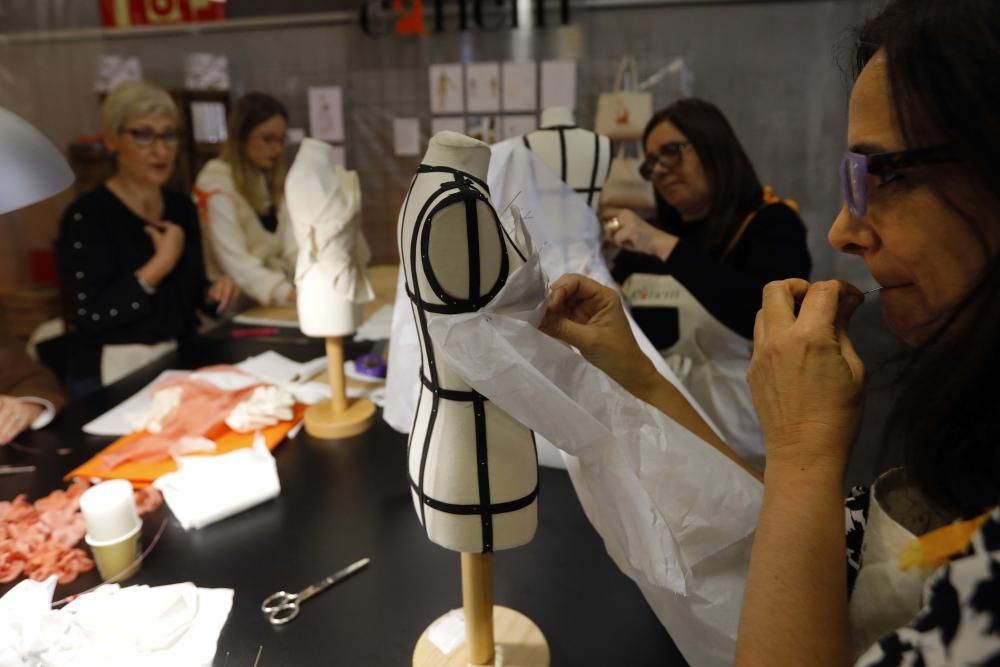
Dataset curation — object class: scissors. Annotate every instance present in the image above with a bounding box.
[261,557,370,625]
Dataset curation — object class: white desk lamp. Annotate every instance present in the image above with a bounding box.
[0,106,75,214]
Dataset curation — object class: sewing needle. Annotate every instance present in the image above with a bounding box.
[863,286,884,297]
[252,645,263,667]
[500,190,522,216]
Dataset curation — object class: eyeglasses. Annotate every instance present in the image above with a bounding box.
[120,127,181,148]
[639,141,689,180]
[841,146,958,218]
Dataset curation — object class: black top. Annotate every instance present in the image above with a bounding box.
[56,184,211,381]
[611,202,811,345]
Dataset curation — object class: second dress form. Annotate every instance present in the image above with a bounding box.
[398,131,538,553]
[521,107,612,210]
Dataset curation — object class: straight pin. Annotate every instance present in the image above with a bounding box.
[863,286,884,296]
[252,645,263,667]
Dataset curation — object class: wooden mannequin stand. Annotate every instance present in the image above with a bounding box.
[304,337,376,439]
[413,553,549,667]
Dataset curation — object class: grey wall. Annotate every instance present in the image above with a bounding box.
[0,0,869,271]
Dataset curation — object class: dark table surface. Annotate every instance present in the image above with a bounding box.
[1,330,685,667]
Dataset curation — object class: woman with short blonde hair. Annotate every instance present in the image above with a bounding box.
[56,80,239,395]
[194,92,297,305]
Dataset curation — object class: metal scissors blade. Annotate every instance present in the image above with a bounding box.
[261,557,370,626]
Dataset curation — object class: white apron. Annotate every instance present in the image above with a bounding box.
[621,272,763,469]
[848,468,946,660]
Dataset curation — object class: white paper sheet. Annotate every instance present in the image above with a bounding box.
[189,101,227,144]
[466,62,501,113]
[308,86,344,142]
[429,63,464,114]
[83,370,186,436]
[502,61,537,112]
[393,117,421,156]
[430,117,466,136]
[354,304,394,341]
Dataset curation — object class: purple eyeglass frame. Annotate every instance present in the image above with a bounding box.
[841,146,958,218]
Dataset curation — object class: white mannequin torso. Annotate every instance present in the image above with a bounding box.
[521,107,612,210]
[397,132,538,553]
[285,138,373,337]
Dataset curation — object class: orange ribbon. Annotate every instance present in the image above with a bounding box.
[898,511,993,571]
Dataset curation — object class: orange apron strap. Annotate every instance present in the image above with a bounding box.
[193,185,222,225]
[898,511,993,571]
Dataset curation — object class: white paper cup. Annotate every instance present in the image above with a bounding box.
[79,479,140,542]
[86,523,142,582]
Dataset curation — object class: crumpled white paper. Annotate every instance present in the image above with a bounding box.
[0,577,232,667]
[425,242,764,667]
[226,386,296,432]
[153,433,280,530]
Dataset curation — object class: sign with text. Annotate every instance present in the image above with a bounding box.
[361,0,570,36]
[100,0,226,28]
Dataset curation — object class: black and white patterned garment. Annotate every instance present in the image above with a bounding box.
[845,487,1000,665]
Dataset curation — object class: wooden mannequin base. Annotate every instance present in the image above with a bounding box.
[303,397,376,440]
[413,606,549,667]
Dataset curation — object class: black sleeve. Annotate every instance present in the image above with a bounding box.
[56,202,154,335]
[660,204,812,339]
[170,193,212,308]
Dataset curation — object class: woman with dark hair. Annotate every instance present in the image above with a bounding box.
[194,92,298,305]
[543,0,1000,662]
[606,98,812,467]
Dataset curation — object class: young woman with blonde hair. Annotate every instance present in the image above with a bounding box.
[194,92,298,305]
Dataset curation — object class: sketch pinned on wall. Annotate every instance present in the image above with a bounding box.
[184,53,230,90]
[189,102,227,143]
[465,62,501,113]
[95,55,142,93]
[430,117,467,136]
[429,64,464,114]
[308,86,344,142]
[501,62,537,112]
[466,116,500,145]
[501,115,539,141]
[393,118,421,156]
[540,60,577,110]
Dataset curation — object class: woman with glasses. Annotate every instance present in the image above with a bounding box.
[194,93,297,306]
[57,81,239,396]
[544,0,1000,662]
[605,98,812,467]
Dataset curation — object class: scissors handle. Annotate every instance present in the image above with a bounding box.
[261,590,295,614]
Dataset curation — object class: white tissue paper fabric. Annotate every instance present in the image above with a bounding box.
[386,141,764,667]
[427,249,763,667]
[0,577,232,667]
[286,139,375,304]
[154,433,280,529]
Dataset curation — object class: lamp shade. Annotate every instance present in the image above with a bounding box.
[0,106,75,215]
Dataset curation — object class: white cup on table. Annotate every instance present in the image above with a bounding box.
[80,479,143,581]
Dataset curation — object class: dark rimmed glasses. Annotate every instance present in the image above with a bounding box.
[639,141,690,180]
[841,146,958,218]
[120,127,182,149]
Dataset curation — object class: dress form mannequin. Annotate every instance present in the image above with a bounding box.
[521,107,612,210]
[286,138,376,439]
[400,132,547,666]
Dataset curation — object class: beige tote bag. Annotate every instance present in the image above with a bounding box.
[595,57,654,141]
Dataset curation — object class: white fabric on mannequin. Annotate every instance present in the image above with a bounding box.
[285,139,375,337]
[396,131,538,553]
[520,107,612,211]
